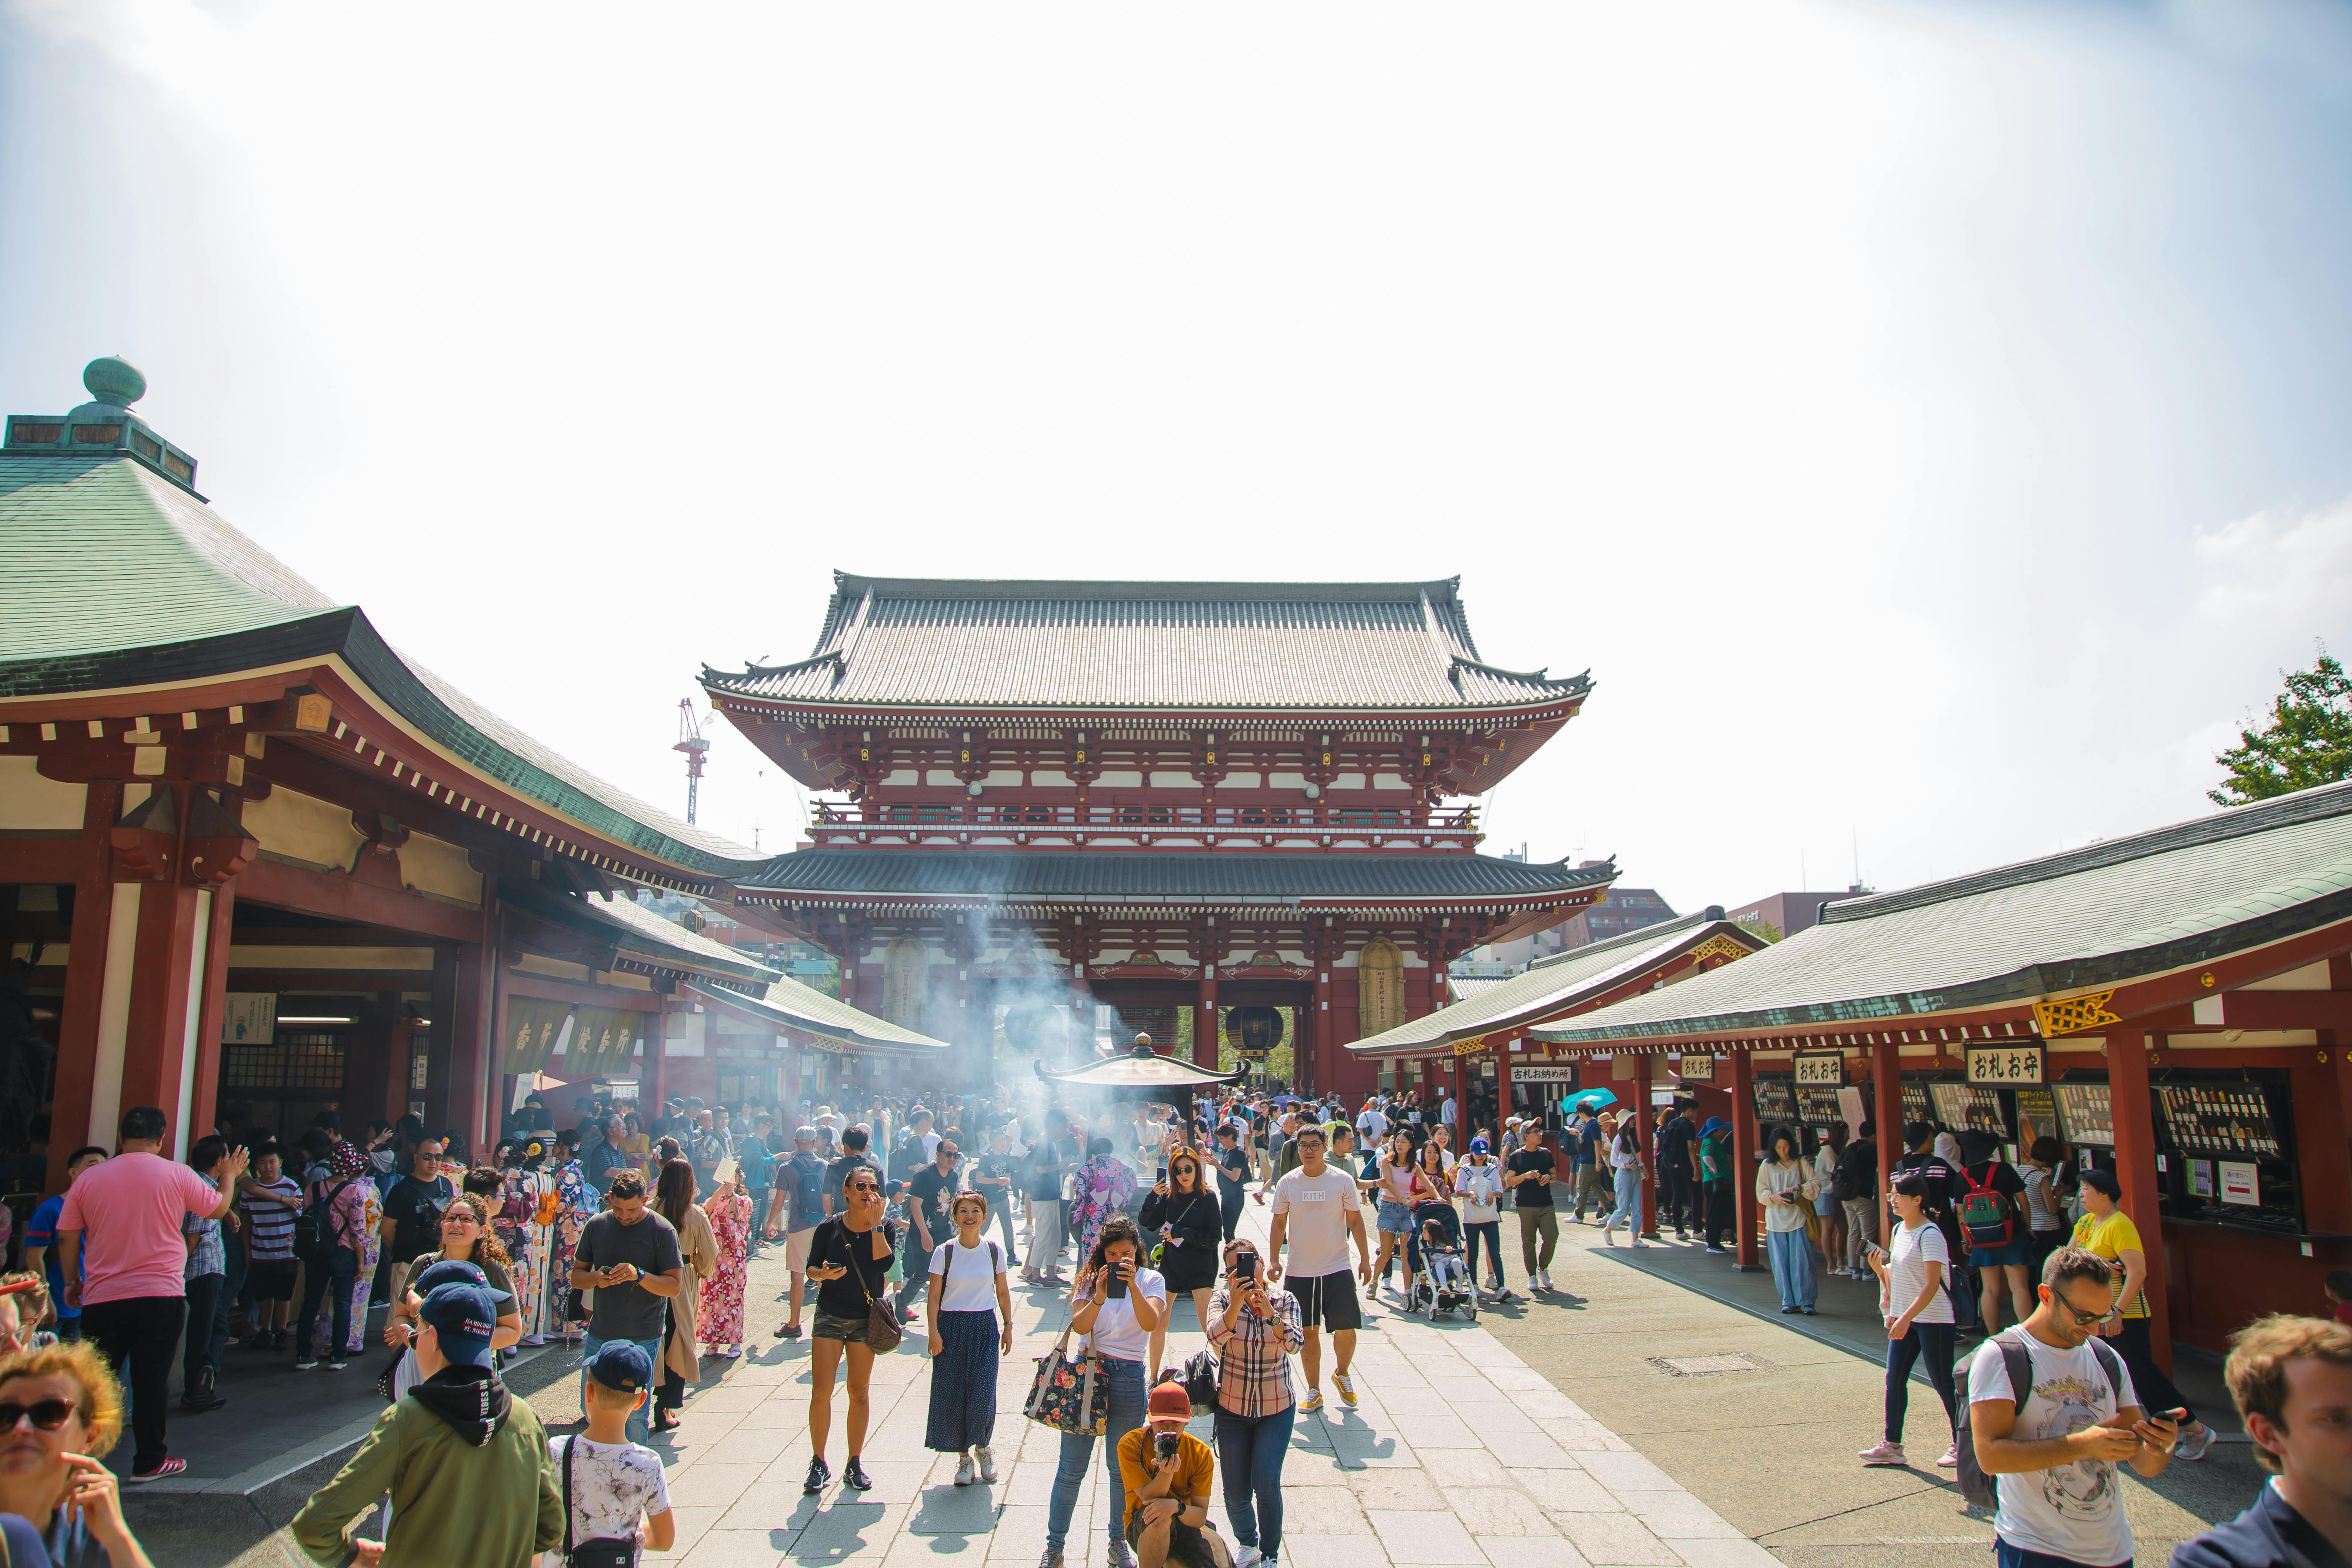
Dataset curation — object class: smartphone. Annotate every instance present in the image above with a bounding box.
[1235,1251,1259,1283]
[1108,1266,1131,1301]
[1156,1166,1168,1185]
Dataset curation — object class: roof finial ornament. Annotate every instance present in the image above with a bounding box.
[83,356,147,409]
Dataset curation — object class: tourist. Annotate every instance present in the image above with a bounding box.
[773,1127,828,1338]
[1811,1121,1848,1277]
[1858,1172,1959,1468]
[24,1148,105,1344]
[738,1113,774,1258]
[2172,1314,2352,1566]
[2018,1136,2070,1284]
[2070,1167,2217,1460]
[1953,1129,2034,1337]
[1025,1116,1081,1283]
[1118,1379,1221,1568]
[0,1272,56,1355]
[923,1191,1014,1487]
[544,1130,597,1345]
[570,1170,684,1447]
[620,1111,652,1180]
[802,1165,899,1495]
[54,1106,244,1483]
[1265,1125,1370,1414]
[1209,1127,1250,1245]
[236,1143,300,1351]
[1069,1137,1139,1264]
[690,1108,733,1196]
[1369,1131,1420,1298]
[1655,1101,1699,1240]
[1966,1246,2177,1568]
[700,1169,752,1360]
[551,1342,677,1560]
[584,1114,633,1196]
[1208,1238,1302,1568]
[1892,1121,1965,1280]
[170,1134,234,1416]
[290,1279,564,1567]
[490,1139,551,1350]
[1571,1109,1607,1222]
[0,1340,158,1566]
[1834,1121,1878,1277]
[1504,1122,1560,1290]
[292,1140,377,1372]
[1599,1114,1647,1248]
[377,1135,454,1309]
[973,1125,1023,1262]
[383,1204,521,1400]
[823,1124,885,1216]
[1044,1216,1165,1568]
[1454,1137,1511,1301]
[649,1160,718,1432]
[1756,1127,1818,1313]
[1697,1117,1735,1256]
[903,1138,967,1323]
[1141,1148,1221,1378]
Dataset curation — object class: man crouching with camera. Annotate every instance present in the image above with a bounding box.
[1118,1378,1229,1568]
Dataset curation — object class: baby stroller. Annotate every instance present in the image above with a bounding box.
[1408,1200,1477,1322]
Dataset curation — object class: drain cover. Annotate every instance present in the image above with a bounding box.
[1648,1354,1762,1376]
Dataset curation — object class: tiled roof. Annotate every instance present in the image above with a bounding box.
[1445,975,1508,1004]
[702,572,1591,713]
[686,977,949,1053]
[0,450,763,877]
[1350,910,1755,1057]
[499,882,779,985]
[1533,780,2352,1044]
[737,848,1618,906]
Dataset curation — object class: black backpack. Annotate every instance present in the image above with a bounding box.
[1954,1329,2125,1510]
[293,1178,360,1268]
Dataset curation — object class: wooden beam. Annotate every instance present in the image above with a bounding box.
[221,969,437,993]
[237,856,481,943]
[0,836,80,885]
[501,970,665,1012]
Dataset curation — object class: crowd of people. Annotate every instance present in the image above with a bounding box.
[3,1084,2349,1566]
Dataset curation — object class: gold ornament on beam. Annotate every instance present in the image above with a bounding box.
[2033,990,2121,1037]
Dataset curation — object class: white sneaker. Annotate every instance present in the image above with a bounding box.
[1234,1550,1264,1568]
[955,1452,976,1486]
[976,1444,998,1482]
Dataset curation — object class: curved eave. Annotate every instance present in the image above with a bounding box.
[685,978,950,1054]
[699,685,1592,720]
[1036,1054,1245,1090]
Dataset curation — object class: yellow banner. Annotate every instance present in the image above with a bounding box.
[502,997,572,1076]
[568,1006,646,1076]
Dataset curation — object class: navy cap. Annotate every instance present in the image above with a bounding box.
[587,1341,654,1394]
[412,1258,513,1302]
[417,1283,499,1367]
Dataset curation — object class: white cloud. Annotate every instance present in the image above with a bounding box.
[2193,496,2352,644]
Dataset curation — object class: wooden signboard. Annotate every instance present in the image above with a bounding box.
[1794,1052,1844,1087]
[1966,1043,2045,1087]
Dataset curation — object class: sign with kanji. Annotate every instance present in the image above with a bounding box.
[1966,1043,2045,1087]
[1794,1052,1844,1087]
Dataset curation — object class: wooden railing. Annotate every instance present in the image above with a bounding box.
[805,799,1482,851]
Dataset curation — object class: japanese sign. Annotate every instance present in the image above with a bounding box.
[1675,1053,1716,1082]
[1794,1052,1844,1087]
[220,992,276,1044]
[1966,1043,2045,1086]
[2220,1160,2260,1207]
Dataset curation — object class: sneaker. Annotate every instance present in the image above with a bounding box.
[844,1458,873,1490]
[1539,1270,1554,1290]
[1705,1245,1730,1256]
[270,1331,289,1352]
[326,1357,348,1371]
[1234,1550,1264,1568]
[1037,1553,1064,1568]
[977,1444,998,1482]
[803,1456,831,1494]
[1298,1389,1325,1413]
[955,1452,977,1486]
[775,1321,802,1338]
[1936,1442,1960,1468]
[1857,1440,1905,1466]
[294,1354,320,1370]
[1109,1545,1136,1568]
[1631,1238,1647,1248]
[2176,1424,2216,1462]
[1333,1370,1358,1408]
[127,1458,187,1483]
[1602,1227,1615,1246]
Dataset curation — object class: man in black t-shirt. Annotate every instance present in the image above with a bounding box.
[568,1171,683,1445]
[900,1139,965,1321]
[802,1165,901,1496]
[1210,1125,1250,1243]
[1505,1135,1561,1289]
[971,1127,1021,1263]
[377,1137,454,1305]
[1655,1105,1700,1239]
[823,1127,885,1216]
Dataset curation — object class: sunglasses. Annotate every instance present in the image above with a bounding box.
[443,1213,480,1226]
[0,1400,75,1433]
[2050,1290,2121,1328]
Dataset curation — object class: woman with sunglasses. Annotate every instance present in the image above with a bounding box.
[1139,1149,1220,1383]
[380,1194,522,1398]
[802,1165,901,1496]
[0,1340,156,1566]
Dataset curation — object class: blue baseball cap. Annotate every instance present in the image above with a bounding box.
[586,1341,653,1394]
[1469,1137,1491,1155]
[417,1283,499,1367]
[412,1258,513,1302]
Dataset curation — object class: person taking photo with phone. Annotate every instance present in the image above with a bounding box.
[1207,1239,1303,1568]
[1041,1216,1165,1568]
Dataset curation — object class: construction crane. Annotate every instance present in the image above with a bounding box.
[674,700,711,824]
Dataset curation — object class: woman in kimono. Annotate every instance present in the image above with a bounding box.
[489,1139,547,1354]
[312,1140,384,1357]
[699,1172,753,1358]
[1065,1137,1138,1264]
[545,1126,595,1344]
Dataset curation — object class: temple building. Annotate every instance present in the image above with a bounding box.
[702,573,1616,1096]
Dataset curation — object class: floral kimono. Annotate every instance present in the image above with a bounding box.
[1067,1153,1138,1262]
[493,1164,547,1343]
[312,1142,383,1354]
[546,1155,595,1341]
[699,1186,752,1351]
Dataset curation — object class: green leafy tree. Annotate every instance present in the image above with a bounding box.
[1733,916,1783,945]
[2211,648,2352,806]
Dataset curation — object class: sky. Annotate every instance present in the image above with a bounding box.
[6,0,2352,916]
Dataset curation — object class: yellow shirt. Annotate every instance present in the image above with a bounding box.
[1116,1427,1214,1532]
[2070,1208,2150,1318]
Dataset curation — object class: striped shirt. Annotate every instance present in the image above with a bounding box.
[241,1176,301,1261]
[1205,1284,1305,1418]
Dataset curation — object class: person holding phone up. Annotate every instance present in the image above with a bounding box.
[1043,1216,1166,1568]
[1207,1239,1304,1568]
[1858,1171,1960,1469]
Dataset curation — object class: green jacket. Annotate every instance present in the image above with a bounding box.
[291,1366,563,1567]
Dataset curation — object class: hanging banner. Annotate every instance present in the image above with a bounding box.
[502,997,573,1076]
[569,1006,645,1077]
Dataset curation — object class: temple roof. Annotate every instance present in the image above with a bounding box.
[1349,909,1761,1058]
[1036,1040,1243,1093]
[1532,778,2352,1046]
[686,976,950,1053]
[702,572,1592,714]
[0,376,765,881]
[736,847,1617,908]
[493,885,781,987]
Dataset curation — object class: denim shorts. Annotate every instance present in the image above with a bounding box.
[1970,1243,2029,1269]
[1375,1199,1414,1235]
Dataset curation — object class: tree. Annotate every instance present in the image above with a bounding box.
[1733,916,1782,945]
[2211,648,2352,806]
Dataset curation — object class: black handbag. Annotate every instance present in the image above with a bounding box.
[1179,1348,1219,1410]
[561,1434,641,1568]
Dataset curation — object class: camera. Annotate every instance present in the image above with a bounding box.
[1155,1432,1181,1463]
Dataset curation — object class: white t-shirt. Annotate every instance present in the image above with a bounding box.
[1081,1265,1167,1362]
[1880,1222,1954,1326]
[928,1236,1008,1313]
[1271,1166,1364,1278]
[1455,1162,1503,1224]
[1357,1109,1388,1142]
[550,1435,671,1544]
[1965,1330,2140,1566]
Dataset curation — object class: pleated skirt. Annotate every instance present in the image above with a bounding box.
[925,1309,1000,1452]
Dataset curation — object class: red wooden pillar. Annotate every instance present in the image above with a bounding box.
[1871,1038,1901,1241]
[2108,1029,2173,1372]
[50,781,123,1188]
[424,946,459,1136]
[186,864,238,1146]
[450,914,496,1161]
[1196,967,1219,1069]
[1731,1048,1760,1271]
[1635,1053,1660,1238]
[119,876,204,1154]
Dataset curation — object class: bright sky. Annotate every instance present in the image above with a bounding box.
[6,0,2351,915]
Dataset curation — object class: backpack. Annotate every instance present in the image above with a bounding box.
[1955,1330,2125,1510]
[1830,1143,1876,1205]
[1957,1164,2018,1253]
[294,1178,360,1268]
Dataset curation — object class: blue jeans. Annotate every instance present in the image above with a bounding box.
[295,1246,359,1359]
[1045,1355,1145,1554]
[1214,1402,1294,1557]
[1766,1228,1816,1309]
[1996,1538,2128,1568]
[182,1273,229,1393]
[583,1333,663,1443]
[1602,1167,1642,1235]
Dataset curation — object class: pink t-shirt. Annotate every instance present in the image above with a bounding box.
[56,1152,224,1305]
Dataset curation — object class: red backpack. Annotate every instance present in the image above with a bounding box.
[1957,1164,2017,1252]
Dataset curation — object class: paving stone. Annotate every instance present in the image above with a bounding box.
[1347,1467,1449,1510]
[1481,1535,1592,1567]
[1280,1484,1378,1533]
[1416,1447,1515,1488]
[1446,1485,1560,1535]
[1556,1510,1686,1566]
[1518,1469,1625,1513]
[1624,1490,1743,1540]
[1576,1449,1685,1493]
[680,1527,791,1566]
[1367,1507,1487,1564]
